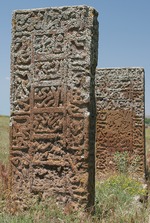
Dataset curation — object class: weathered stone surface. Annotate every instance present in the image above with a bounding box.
[10,6,98,211]
[96,68,145,177]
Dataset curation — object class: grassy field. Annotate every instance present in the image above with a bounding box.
[0,116,150,222]
[0,115,9,164]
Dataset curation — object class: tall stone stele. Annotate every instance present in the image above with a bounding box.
[96,68,145,178]
[10,6,98,211]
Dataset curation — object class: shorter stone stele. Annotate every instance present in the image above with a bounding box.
[96,68,145,179]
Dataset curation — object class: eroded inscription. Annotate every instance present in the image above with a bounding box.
[96,68,145,177]
[10,6,98,211]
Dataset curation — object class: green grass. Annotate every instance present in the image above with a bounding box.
[95,174,148,223]
[0,175,148,223]
[0,198,88,223]
[0,116,9,164]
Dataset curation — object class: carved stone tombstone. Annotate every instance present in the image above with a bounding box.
[10,6,98,210]
[96,68,145,178]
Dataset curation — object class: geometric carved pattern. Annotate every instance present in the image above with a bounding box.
[10,6,98,211]
[96,68,145,177]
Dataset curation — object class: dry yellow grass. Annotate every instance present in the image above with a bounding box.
[146,128,150,148]
[0,115,9,164]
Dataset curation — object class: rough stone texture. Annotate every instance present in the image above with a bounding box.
[10,6,98,211]
[96,68,145,177]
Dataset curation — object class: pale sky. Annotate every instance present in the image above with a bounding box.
[0,0,150,115]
